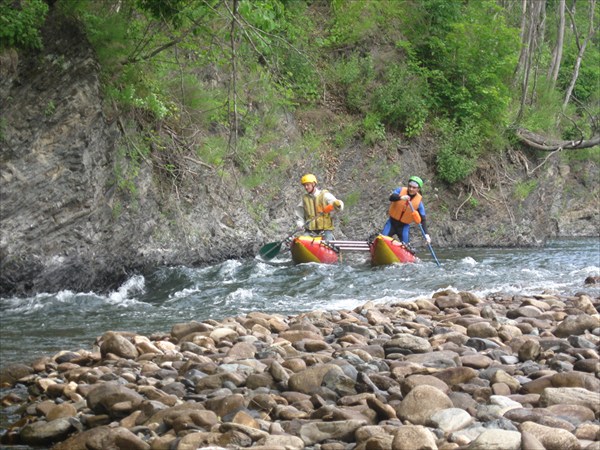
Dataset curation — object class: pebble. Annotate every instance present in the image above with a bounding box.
[0,290,598,449]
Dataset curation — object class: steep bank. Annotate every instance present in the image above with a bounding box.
[1,9,598,297]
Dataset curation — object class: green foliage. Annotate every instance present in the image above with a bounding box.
[332,55,431,138]
[198,136,227,168]
[372,63,430,138]
[468,197,479,208]
[556,6,600,105]
[362,113,385,146]
[64,0,598,194]
[168,75,225,129]
[137,0,189,26]
[333,122,360,149]
[562,146,600,165]
[238,0,321,104]
[44,100,56,117]
[331,55,374,113]
[343,190,360,208]
[0,0,49,50]
[280,50,320,103]
[517,78,564,133]
[514,180,537,201]
[114,134,150,200]
[0,116,6,142]
[405,0,518,136]
[328,0,404,47]
[434,118,483,184]
[107,70,173,121]
[328,0,377,46]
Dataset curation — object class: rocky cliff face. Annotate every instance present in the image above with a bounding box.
[0,10,263,296]
[1,9,598,297]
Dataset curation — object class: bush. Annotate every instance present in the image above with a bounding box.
[434,118,482,183]
[0,0,49,50]
[514,180,537,201]
[362,113,386,145]
[332,55,374,113]
[372,63,430,138]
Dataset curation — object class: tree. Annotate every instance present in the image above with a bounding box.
[547,0,566,89]
[514,0,546,121]
[562,0,597,109]
[512,0,599,151]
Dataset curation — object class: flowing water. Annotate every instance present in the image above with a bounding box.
[1,238,599,369]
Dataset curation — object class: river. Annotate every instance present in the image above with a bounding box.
[0,238,599,448]
[1,238,598,369]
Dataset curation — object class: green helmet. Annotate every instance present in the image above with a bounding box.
[408,176,423,189]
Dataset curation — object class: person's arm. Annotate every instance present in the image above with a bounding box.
[323,192,344,212]
[295,201,305,228]
[418,202,431,242]
[389,188,402,201]
[420,216,428,234]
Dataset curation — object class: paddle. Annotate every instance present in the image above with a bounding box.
[258,213,324,261]
[406,200,441,267]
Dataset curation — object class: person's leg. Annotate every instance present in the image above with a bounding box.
[323,230,334,241]
[401,223,410,243]
[382,218,393,236]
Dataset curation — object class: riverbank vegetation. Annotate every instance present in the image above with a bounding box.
[3,0,599,191]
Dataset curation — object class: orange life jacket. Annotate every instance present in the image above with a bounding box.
[388,188,422,224]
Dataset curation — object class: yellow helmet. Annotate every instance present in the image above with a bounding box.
[301,173,317,185]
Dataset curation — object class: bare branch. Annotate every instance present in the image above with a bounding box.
[455,191,473,220]
[516,128,600,150]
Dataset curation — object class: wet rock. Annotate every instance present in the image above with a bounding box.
[553,314,599,338]
[0,363,34,387]
[20,418,74,446]
[539,387,600,413]
[288,364,345,395]
[397,385,453,425]
[519,420,581,450]
[465,429,521,450]
[87,382,144,417]
[299,419,367,446]
[99,331,139,359]
[429,407,474,433]
[391,425,438,450]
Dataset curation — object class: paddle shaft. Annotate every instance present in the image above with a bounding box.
[406,200,441,267]
[258,213,325,260]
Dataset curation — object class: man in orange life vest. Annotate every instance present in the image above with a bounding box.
[382,176,431,244]
[295,173,344,241]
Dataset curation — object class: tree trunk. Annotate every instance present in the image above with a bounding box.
[563,0,597,109]
[516,128,600,150]
[548,0,566,88]
[529,3,546,105]
[515,0,545,120]
[513,0,529,84]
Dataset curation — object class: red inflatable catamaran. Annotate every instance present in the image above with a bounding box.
[290,234,417,266]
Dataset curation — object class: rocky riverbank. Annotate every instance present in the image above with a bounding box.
[1,290,599,450]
